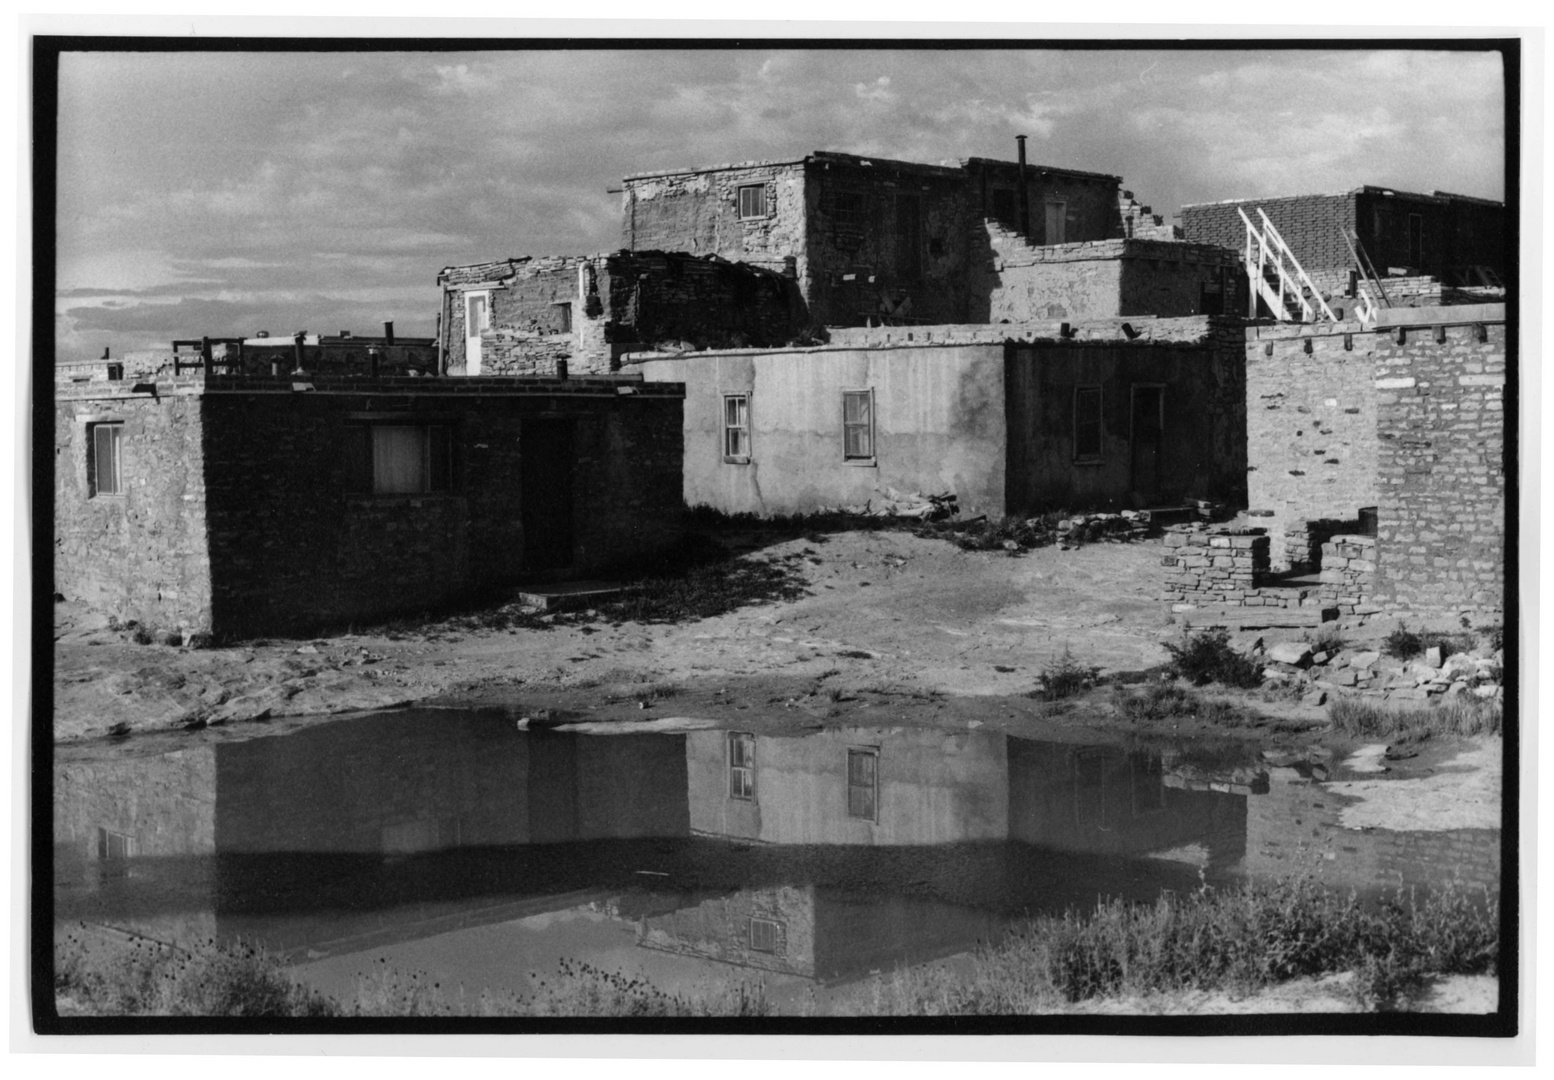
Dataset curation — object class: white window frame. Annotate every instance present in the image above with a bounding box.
[88,422,124,497]
[737,183,768,220]
[728,731,755,800]
[846,746,880,822]
[842,388,876,465]
[723,393,751,464]
[1073,385,1103,464]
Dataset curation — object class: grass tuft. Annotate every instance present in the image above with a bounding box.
[1031,647,1101,700]
[1383,623,1478,662]
[1111,682,1255,726]
[1327,697,1502,739]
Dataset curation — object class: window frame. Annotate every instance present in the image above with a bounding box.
[88,421,124,498]
[842,388,876,466]
[346,421,455,496]
[749,917,781,954]
[722,393,751,464]
[846,746,880,823]
[737,183,769,220]
[728,731,756,800]
[1073,385,1104,465]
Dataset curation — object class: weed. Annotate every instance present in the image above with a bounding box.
[1383,623,1477,662]
[859,879,1497,1014]
[130,624,153,646]
[1112,683,1254,726]
[1327,697,1502,739]
[1477,624,1504,653]
[1162,629,1264,689]
[1031,648,1101,700]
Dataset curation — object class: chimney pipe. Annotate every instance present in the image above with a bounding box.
[1016,134,1031,239]
[384,320,395,344]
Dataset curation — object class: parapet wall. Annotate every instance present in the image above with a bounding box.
[1372,321,1507,619]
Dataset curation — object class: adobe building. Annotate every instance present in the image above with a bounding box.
[53,366,685,640]
[632,315,1248,519]
[435,249,810,377]
[1184,302,1508,624]
[1181,186,1508,304]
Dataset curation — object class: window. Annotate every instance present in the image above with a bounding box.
[96,827,134,877]
[847,748,879,821]
[991,188,1017,226]
[1074,386,1103,463]
[843,389,875,461]
[348,424,453,495]
[553,301,573,334]
[737,184,768,220]
[729,732,755,800]
[749,917,781,954]
[723,394,750,462]
[88,422,123,497]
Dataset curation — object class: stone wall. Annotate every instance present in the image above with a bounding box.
[54,382,214,635]
[1159,526,1272,607]
[441,256,587,376]
[1316,534,1376,614]
[601,250,809,352]
[1244,321,1382,571]
[1372,320,1507,619]
[622,159,808,273]
[961,157,1123,245]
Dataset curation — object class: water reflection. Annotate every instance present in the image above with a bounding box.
[53,710,1498,991]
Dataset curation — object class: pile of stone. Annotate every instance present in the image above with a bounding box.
[1160,526,1271,605]
[1256,638,1504,705]
[817,487,958,520]
[1056,510,1150,548]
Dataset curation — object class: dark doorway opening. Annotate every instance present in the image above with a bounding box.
[521,418,575,572]
[1131,386,1164,503]
[1408,213,1424,268]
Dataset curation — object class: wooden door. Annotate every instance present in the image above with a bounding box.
[521,419,575,571]
[1130,386,1164,503]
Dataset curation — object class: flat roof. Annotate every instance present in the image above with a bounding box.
[1181,185,1503,210]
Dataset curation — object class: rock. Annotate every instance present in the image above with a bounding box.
[1424,646,1444,668]
[1473,685,1498,698]
[1302,689,1327,707]
[1311,650,1330,666]
[1262,667,1291,682]
[296,644,319,654]
[1268,641,1314,666]
[1331,669,1358,687]
[1351,650,1381,669]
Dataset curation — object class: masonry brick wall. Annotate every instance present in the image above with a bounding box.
[1182,193,1357,274]
[1372,321,1506,618]
[1159,527,1271,606]
[54,384,214,634]
[962,158,1122,244]
[55,375,686,639]
[622,160,808,272]
[1316,534,1377,614]
[1244,322,1381,571]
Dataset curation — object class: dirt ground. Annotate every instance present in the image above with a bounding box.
[51,529,1338,745]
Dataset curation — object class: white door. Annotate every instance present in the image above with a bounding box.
[464,291,489,375]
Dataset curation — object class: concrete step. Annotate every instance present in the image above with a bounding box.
[1179,606,1335,630]
[511,580,628,612]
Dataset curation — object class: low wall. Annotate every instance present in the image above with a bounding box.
[1316,534,1376,615]
[1159,526,1271,607]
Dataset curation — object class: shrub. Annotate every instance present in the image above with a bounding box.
[1161,629,1264,688]
[1031,648,1101,700]
[1384,623,1477,662]
[1478,624,1504,653]
[1305,626,1346,655]
[130,624,154,646]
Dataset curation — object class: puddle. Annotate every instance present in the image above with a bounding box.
[53,707,1501,1002]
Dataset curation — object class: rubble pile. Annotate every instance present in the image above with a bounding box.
[1254,637,1504,705]
[1055,511,1151,548]
[816,487,959,520]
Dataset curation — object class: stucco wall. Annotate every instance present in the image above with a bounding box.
[683,727,1010,846]
[622,161,809,273]
[1003,328,1247,512]
[639,343,1009,517]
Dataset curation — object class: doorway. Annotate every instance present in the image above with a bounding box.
[1130,386,1164,503]
[465,291,489,375]
[521,418,575,572]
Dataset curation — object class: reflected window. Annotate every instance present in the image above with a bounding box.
[847,747,879,821]
[89,422,123,497]
[96,827,134,877]
[749,917,781,954]
[729,732,755,800]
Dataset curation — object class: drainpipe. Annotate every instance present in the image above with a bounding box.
[1016,135,1031,239]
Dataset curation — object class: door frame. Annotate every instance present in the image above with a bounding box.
[464,289,491,375]
[1129,383,1166,499]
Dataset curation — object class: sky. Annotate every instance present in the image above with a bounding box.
[53,45,1508,360]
